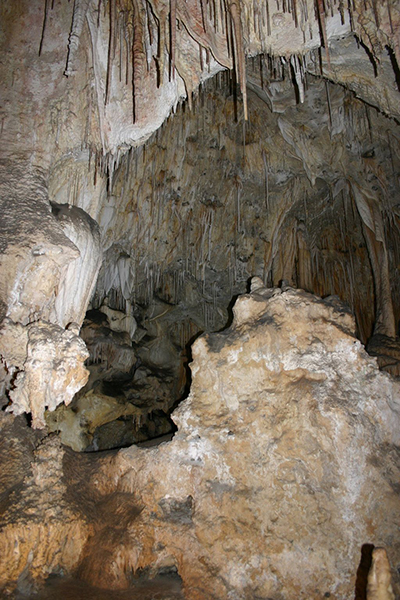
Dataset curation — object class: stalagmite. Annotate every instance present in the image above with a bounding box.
[367,548,395,600]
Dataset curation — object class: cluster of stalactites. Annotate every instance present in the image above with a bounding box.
[37,0,399,139]
[62,0,247,119]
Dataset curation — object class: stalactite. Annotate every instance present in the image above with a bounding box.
[200,0,208,32]
[347,0,354,31]
[105,0,116,105]
[266,0,271,36]
[262,150,269,210]
[291,55,305,102]
[325,80,332,130]
[131,0,147,122]
[252,0,258,37]
[236,184,241,232]
[64,0,91,75]
[387,0,394,33]
[387,131,395,176]
[214,0,219,31]
[292,0,299,27]
[227,0,248,120]
[169,0,176,80]
[370,0,380,27]
[316,0,331,69]
[39,0,50,57]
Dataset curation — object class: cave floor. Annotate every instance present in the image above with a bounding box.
[15,574,185,599]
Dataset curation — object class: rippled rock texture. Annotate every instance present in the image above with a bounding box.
[1,286,399,599]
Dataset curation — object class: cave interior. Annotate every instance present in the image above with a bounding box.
[0,0,400,598]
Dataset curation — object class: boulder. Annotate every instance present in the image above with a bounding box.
[93,284,400,599]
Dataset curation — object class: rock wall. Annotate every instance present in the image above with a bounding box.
[0,286,399,599]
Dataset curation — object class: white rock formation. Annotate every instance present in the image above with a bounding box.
[0,319,90,428]
[50,203,103,329]
[0,165,103,426]
[0,164,79,326]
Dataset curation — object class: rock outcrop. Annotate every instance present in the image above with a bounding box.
[1,285,398,598]
[95,284,400,599]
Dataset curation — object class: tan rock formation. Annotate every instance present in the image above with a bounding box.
[1,285,399,597]
[0,319,90,428]
[94,285,399,599]
[0,433,91,596]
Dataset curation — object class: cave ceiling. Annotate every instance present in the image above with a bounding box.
[1,0,399,162]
